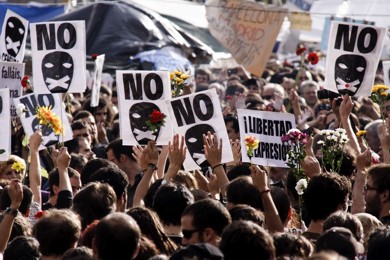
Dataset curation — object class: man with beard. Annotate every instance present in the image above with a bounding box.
[364,164,390,225]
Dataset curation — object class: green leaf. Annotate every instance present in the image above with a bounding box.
[22,135,29,147]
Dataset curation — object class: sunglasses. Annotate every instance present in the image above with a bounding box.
[182,229,200,239]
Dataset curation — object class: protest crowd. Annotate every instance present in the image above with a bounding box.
[2,3,390,260]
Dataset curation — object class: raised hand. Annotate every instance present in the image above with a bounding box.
[56,147,71,170]
[168,134,186,169]
[8,179,23,209]
[29,128,43,152]
[203,132,222,168]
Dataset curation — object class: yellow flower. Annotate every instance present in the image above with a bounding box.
[180,74,190,80]
[36,105,64,136]
[380,91,388,97]
[170,73,175,80]
[174,70,182,76]
[175,77,184,84]
[11,161,25,172]
[373,84,389,93]
[356,130,367,138]
[245,135,260,150]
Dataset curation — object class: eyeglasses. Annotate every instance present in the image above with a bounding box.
[182,229,200,239]
[364,184,378,191]
[262,95,273,100]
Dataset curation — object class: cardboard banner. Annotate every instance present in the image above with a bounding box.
[205,0,287,76]
[30,21,86,94]
[324,22,386,97]
[167,89,233,171]
[13,93,72,150]
[0,88,10,161]
[0,9,29,63]
[0,61,24,117]
[383,60,390,88]
[116,70,173,146]
[237,109,296,167]
[289,12,312,31]
[90,54,105,107]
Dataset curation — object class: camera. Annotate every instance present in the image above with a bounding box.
[227,68,238,77]
[317,89,340,100]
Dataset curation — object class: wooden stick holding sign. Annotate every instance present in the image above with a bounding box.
[167,89,233,171]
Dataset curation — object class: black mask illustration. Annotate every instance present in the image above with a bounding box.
[4,16,25,57]
[31,117,58,147]
[334,54,367,96]
[129,102,161,145]
[42,51,74,93]
[185,124,215,168]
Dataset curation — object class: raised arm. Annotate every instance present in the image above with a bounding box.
[351,148,372,214]
[29,129,43,206]
[339,94,361,154]
[164,134,186,182]
[55,147,72,209]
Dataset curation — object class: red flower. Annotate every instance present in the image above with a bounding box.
[34,211,45,220]
[21,76,30,89]
[296,47,306,56]
[307,52,319,65]
[91,54,98,60]
[149,109,166,124]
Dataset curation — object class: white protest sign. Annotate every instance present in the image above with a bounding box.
[237,109,295,167]
[116,70,173,146]
[90,54,105,107]
[0,88,11,160]
[13,93,72,150]
[324,22,386,97]
[0,10,29,63]
[383,60,390,88]
[30,21,86,94]
[0,61,24,117]
[205,0,287,76]
[167,89,233,171]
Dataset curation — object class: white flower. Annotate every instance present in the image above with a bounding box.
[16,103,27,117]
[317,140,325,145]
[295,178,308,195]
[336,128,347,134]
[340,137,349,144]
[319,130,327,135]
[331,136,338,142]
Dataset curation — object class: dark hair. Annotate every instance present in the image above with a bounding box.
[48,167,80,196]
[0,184,33,215]
[94,213,140,260]
[33,209,81,257]
[273,233,313,258]
[303,173,351,221]
[72,182,117,230]
[64,137,84,154]
[4,236,40,260]
[323,211,364,242]
[152,182,194,226]
[73,110,94,121]
[89,166,128,200]
[224,115,239,133]
[366,164,390,194]
[70,153,88,173]
[80,158,117,185]
[144,178,164,208]
[270,186,290,224]
[226,176,263,210]
[82,96,113,126]
[105,138,135,162]
[220,220,275,260]
[0,213,31,242]
[367,227,390,260]
[61,246,94,260]
[229,204,265,226]
[182,198,231,236]
[227,165,251,181]
[71,121,89,131]
[133,236,160,260]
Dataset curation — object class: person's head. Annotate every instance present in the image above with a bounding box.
[225,83,247,110]
[270,186,291,226]
[364,164,390,219]
[303,173,351,222]
[170,243,223,260]
[62,246,94,260]
[300,80,319,107]
[82,97,113,126]
[226,176,263,210]
[127,207,178,255]
[0,155,27,181]
[93,212,141,260]
[273,233,313,259]
[281,77,297,93]
[228,204,265,227]
[89,166,129,212]
[208,82,225,103]
[0,213,31,242]
[72,182,117,230]
[33,209,81,258]
[195,68,211,85]
[4,236,40,260]
[70,153,88,174]
[364,119,382,154]
[262,83,285,101]
[355,212,383,248]
[172,170,199,190]
[80,158,117,185]
[324,211,364,243]
[0,183,33,216]
[64,137,95,160]
[181,198,231,246]
[72,120,92,145]
[224,115,240,141]
[220,220,275,260]
[153,182,194,227]
[105,139,140,176]
[367,227,390,260]
[316,227,364,260]
[73,110,97,140]
[48,167,81,198]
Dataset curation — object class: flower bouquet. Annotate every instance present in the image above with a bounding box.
[170,70,190,98]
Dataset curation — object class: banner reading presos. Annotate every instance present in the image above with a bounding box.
[116,70,173,146]
[324,21,386,97]
[167,89,233,171]
[30,21,86,94]
[0,9,29,63]
[237,109,295,167]
[0,61,24,117]
[205,0,287,77]
[0,88,10,160]
[383,60,390,89]
[13,93,72,150]
[90,54,105,107]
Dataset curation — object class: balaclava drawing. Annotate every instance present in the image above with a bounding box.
[42,51,74,93]
[5,16,25,57]
[129,102,161,145]
[185,124,215,168]
[334,54,367,96]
